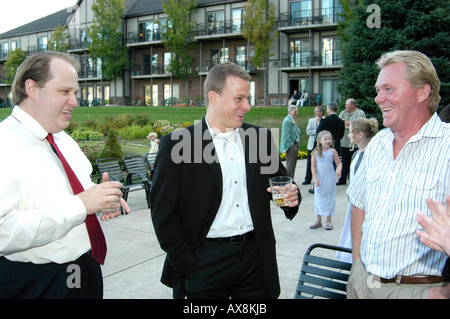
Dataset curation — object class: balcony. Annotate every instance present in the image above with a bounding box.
[278,49,343,71]
[131,63,171,78]
[126,31,163,47]
[78,68,103,80]
[196,58,257,75]
[68,39,91,52]
[195,19,244,40]
[278,7,343,32]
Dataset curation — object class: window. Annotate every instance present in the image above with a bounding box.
[164,52,172,73]
[232,9,244,33]
[321,78,341,105]
[290,39,310,67]
[235,46,247,69]
[207,11,224,35]
[321,37,341,66]
[322,0,343,23]
[0,43,8,60]
[290,0,312,25]
[38,37,48,52]
[211,48,228,68]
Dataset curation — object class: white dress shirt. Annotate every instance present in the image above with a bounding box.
[0,106,92,264]
[205,117,253,237]
[347,113,449,278]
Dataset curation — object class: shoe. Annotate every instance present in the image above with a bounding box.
[302,181,311,185]
[336,181,346,185]
[309,222,322,229]
[308,188,314,194]
[325,223,333,230]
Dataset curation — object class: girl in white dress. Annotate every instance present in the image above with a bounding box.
[337,118,378,262]
[311,130,342,230]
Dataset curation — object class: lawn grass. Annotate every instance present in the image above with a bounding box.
[0,105,315,151]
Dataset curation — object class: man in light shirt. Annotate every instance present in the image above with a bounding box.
[0,52,130,298]
[347,50,449,298]
[150,62,301,299]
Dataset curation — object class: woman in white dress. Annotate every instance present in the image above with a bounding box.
[337,118,378,262]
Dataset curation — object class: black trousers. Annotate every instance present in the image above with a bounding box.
[0,251,103,299]
[338,147,356,184]
[182,237,270,299]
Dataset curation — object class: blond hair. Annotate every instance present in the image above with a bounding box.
[377,50,441,113]
[315,130,333,157]
[204,62,251,108]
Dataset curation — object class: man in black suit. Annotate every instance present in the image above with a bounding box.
[316,102,345,156]
[150,62,301,299]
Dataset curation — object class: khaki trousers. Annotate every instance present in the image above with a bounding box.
[347,258,444,299]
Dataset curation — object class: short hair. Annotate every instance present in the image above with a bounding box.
[346,98,356,106]
[12,51,79,105]
[316,105,325,115]
[288,105,298,113]
[327,102,338,112]
[204,62,252,108]
[376,50,441,113]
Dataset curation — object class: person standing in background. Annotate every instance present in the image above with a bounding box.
[303,105,324,185]
[280,105,302,178]
[337,99,365,185]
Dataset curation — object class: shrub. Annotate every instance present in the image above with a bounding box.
[99,130,124,160]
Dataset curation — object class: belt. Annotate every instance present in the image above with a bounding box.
[205,231,255,244]
[375,275,446,285]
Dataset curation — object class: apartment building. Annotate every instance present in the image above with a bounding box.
[0,0,343,107]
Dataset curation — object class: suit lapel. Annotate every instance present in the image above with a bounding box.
[199,117,222,193]
[239,125,257,191]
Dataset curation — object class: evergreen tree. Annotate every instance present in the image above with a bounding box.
[338,0,450,124]
[100,130,124,160]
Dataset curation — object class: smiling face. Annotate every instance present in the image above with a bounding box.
[319,132,333,149]
[374,62,430,136]
[206,75,251,132]
[27,57,79,133]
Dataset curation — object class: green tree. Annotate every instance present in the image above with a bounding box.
[48,25,70,52]
[242,0,277,104]
[100,130,124,160]
[338,0,450,123]
[161,0,198,81]
[4,49,27,84]
[88,0,128,104]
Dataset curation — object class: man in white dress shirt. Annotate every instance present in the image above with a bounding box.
[347,50,449,298]
[0,52,129,298]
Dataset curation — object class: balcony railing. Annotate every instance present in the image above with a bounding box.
[131,63,170,77]
[280,49,342,68]
[79,68,103,79]
[278,7,343,28]
[195,19,244,37]
[68,39,91,51]
[196,58,257,74]
[127,31,163,45]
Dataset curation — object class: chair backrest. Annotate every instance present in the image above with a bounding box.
[96,158,125,183]
[294,243,352,299]
[123,155,150,180]
[146,152,157,172]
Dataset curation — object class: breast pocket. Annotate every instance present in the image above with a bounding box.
[402,173,438,190]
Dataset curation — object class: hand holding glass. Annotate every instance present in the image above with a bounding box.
[269,176,293,207]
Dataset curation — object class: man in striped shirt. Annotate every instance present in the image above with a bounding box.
[347,50,449,298]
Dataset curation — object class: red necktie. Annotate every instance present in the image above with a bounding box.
[46,134,107,265]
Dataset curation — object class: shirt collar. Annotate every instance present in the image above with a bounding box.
[205,116,240,139]
[12,106,48,141]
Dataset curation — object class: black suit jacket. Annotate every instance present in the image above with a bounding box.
[150,117,300,298]
[316,113,345,149]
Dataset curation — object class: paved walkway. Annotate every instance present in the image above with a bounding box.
[99,158,350,299]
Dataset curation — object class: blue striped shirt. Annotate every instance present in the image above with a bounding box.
[347,113,450,278]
